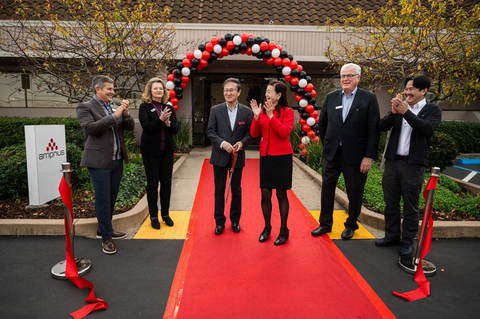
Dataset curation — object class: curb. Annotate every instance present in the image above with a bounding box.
[293,156,480,239]
[0,154,188,238]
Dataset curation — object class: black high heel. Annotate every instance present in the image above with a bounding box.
[259,227,272,242]
[274,231,289,246]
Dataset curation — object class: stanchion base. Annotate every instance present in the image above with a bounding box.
[397,257,437,276]
[51,258,92,280]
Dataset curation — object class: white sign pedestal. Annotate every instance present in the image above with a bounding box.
[24,125,67,206]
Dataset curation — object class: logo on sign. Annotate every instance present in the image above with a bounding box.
[39,138,65,160]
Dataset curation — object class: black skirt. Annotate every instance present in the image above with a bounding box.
[260,154,293,189]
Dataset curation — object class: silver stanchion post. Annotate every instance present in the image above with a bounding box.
[398,167,439,276]
[52,162,92,279]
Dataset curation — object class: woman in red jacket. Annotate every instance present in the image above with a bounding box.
[250,80,294,245]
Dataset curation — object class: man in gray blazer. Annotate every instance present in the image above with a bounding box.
[207,78,252,235]
[76,75,135,254]
[311,63,380,240]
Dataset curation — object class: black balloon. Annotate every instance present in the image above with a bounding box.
[263,38,270,43]
[306,76,312,83]
[288,54,294,60]
[300,130,307,137]
[210,52,218,60]
[175,86,183,94]
[263,50,272,59]
[314,103,319,110]
[191,58,199,67]
[280,50,288,59]
[247,37,255,46]
[303,92,312,100]
[173,78,181,86]
[310,98,316,105]
[225,33,233,41]
[173,69,181,78]
[275,65,283,73]
[302,112,310,119]
[229,49,235,55]
[176,93,183,100]
[198,43,205,51]
[219,37,227,47]
[239,43,247,51]
[296,88,305,95]
[298,106,305,113]
[291,69,299,77]
[255,36,263,44]
[233,46,241,54]
[177,62,183,70]
[299,71,307,79]
[190,67,197,73]
[256,52,263,59]
[290,85,298,92]
[311,124,319,131]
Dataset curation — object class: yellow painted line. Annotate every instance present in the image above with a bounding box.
[134,211,191,239]
[309,210,375,239]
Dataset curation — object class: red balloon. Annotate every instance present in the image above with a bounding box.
[197,65,203,71]
[240,50,246,55]
[282,58,291,67]
[307,130,316,139]
[170,97,178,106]
[181,75,189,83]
[246,47,253,55]
[301,148,308,157]
[167,74,174,82]
[182,59,191,68]
[311,90,317,97]
[174,105,179,111]
[306,104,314,113]
[266,57,274,65]
[180,83,187,89]
[284,74,292,82]
[241,33,248,42]
[299,143,306,149]
[290,77,299,86]
[297,64,303,72]
[226,40,235,50]
[186,51,194,60]
[290,60,298,69]
[205,43,213,52]
[260,42,268,51]
[268,41,276,51]
[302,124,310,132]
[200,58,208,67]
[299,118,306,126]
[313,136,320,144]
[211,37,219,46]
[218,53,224,59]
[311,110,319,119]
[294,93,302,102]
[273,57,282,66]
[169,89,176,98]
[248,33,255,39]
[202,51,211,60]
[305,83,314,92]
[222,48,229,56]
[276,45,283,51]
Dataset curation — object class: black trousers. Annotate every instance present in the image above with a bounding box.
[382,159,425,245]
[320,147,368,230]
[142,151,174,218]
[213,164,243,226]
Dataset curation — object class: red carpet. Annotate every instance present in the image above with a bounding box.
[164,159,395,319]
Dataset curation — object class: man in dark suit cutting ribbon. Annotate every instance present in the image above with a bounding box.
[207,78,252,235]
[311,63,380,240]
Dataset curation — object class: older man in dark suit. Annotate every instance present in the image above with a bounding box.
[311,63,380,240]
[207,78,252,235]
[76,75,135,254]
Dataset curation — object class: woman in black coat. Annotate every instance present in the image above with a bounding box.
[139,77,180,229]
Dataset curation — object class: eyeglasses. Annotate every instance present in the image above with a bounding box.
[223,88,237,93]
[340,74,359,79]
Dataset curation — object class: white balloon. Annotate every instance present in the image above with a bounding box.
[306,117,315,126]
[166,81,174,90]
[194,49,203,59]
[271,48,280,58]
[301,136,310,145]
[214,44,222,54]
[282,67,291,76]
[252,44,260,54]
[182,67,191,76]
[299,99,308,108]
[298,79,308,88]
[233,35,242,45]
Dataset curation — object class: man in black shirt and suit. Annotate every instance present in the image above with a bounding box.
[207,78,252,235]
[312,63,380,240]
[376,75,441,257]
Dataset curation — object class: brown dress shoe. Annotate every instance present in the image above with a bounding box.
[102,238,116,254]
[96,229,126,239]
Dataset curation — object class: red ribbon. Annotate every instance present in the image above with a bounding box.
[59,176,108,318]
[393,175,438,301]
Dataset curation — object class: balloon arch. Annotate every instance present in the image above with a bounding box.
[165,33,321,152]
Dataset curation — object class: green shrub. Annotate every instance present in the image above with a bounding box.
[0,144,28,200]
[289,122,302,153]
[115,161,147,209]
[437,121,480,153]
[305,141,323,172]
[428,131,459,171]
[174,116,192,153]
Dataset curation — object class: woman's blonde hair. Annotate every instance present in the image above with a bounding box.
[142,77,168,104]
